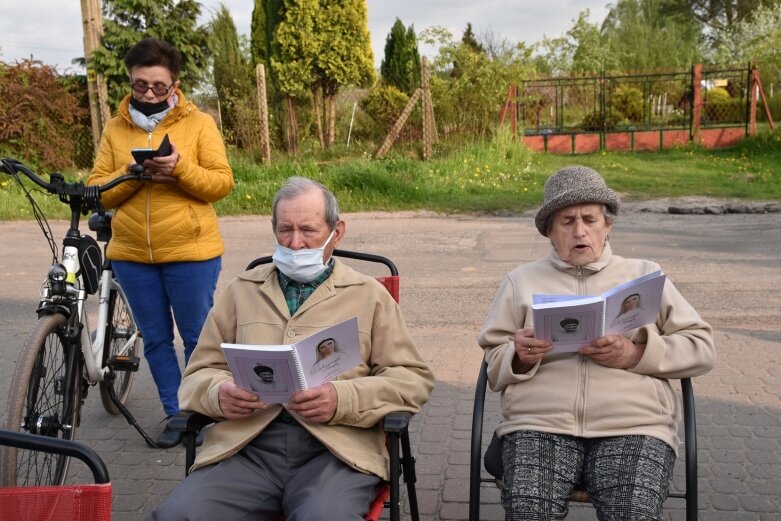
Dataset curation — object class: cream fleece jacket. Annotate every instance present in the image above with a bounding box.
[478,243,715,454]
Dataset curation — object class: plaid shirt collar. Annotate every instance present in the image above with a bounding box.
[277,258,335,315]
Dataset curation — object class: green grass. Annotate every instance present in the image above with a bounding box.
[2,130,780,220]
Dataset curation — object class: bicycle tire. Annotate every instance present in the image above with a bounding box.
[99,287,142,415]
[0,313,82,486]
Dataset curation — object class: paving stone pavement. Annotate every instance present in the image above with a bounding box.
[1,202,780,520]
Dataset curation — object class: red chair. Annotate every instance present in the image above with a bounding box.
[0,429,111,521]
[169,249,419,521]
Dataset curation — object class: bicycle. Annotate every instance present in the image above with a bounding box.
[0,158,159,488]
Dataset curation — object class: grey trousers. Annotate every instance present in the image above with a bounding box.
[148,419,381,521]
[501,430,676,521]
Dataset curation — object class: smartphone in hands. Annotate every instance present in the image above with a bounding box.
[131,134,171,164]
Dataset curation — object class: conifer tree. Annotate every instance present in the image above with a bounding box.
[209,4,253,147]
[461,23,485,54]
[251,0,286,147]
[272,0,318,154]
[380,18,421,94]
[250,0,375,152]
[315,0,376,147]
[250,0,284,74]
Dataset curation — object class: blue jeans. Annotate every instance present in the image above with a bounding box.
[112,257,221,416]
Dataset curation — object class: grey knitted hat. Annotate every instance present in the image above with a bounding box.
[534,166,621,237]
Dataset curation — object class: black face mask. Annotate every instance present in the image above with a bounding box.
[129,97,170,117]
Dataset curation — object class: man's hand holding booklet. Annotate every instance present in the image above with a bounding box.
[532,270,666,353]
[221,317,362,403]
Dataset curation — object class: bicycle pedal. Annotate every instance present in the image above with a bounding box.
[109,354,141,372]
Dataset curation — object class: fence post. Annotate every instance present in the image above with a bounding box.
[749,65,776,133]
[80,0,111,157]
[510,84,518,139]
[749,65,758,136]
[499,85,512,124]
[376,89,422,158]
[255,64,271,163]
[421,57,433,160]
[599,71,606,151]
[691,64,702,144]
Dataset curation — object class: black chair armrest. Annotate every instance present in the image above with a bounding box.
[167,410,215,434]
[382,411,418,521]
[383,411,411,434]
[167,410,215,476]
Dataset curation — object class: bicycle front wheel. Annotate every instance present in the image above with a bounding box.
[0,313,82,486]
[99,287,142,415]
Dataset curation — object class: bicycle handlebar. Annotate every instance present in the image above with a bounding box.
[0,158,151,212]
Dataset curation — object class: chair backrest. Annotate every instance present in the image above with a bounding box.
[247,248,400,303]
[469,360,699,521]
[0,429,112,521]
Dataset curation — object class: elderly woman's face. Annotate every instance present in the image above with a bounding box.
[548,203,612,267]
[129,65,178,103]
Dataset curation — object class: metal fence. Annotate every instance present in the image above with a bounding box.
[511,64,778,153]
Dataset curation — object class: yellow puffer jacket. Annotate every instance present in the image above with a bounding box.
[88,90,234,263]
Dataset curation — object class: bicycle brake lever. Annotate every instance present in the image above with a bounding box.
[127,163,145,174]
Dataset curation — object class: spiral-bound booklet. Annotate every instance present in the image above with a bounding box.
[221,317,361,403]
[532,270,666,353]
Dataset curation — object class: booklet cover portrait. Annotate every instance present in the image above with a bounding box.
[221,317,362,403]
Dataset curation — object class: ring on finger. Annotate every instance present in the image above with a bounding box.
[527,347,531,353]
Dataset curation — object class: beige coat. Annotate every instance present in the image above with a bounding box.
[478,243,715,454]
[179,260,434,479]
[88,90,233,263]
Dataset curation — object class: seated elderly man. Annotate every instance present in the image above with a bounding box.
[150,176,434,521]
[478,166,715,521]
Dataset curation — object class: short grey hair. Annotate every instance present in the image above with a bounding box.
[271,176,340,230]
[603,205,617,225]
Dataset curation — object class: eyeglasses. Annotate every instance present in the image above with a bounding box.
[131,80,173,97]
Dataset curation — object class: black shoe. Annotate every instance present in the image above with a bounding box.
[157,424,183,449]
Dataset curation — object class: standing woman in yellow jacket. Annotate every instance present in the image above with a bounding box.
[88,38,234,448]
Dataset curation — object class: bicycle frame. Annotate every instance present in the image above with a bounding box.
[1,158,158,449]
[83,269,138,384]
[36,220,111,384]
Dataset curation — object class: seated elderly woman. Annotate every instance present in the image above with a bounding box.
[478,166,716,521]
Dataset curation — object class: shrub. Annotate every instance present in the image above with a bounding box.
[0,60,87,170]
[702,87,743,124]
[611,85,644,122]
[581,108,625,130]
[360,85,410,133]
[703,86,730,103]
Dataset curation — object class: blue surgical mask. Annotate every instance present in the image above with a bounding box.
[272,230,335,282]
